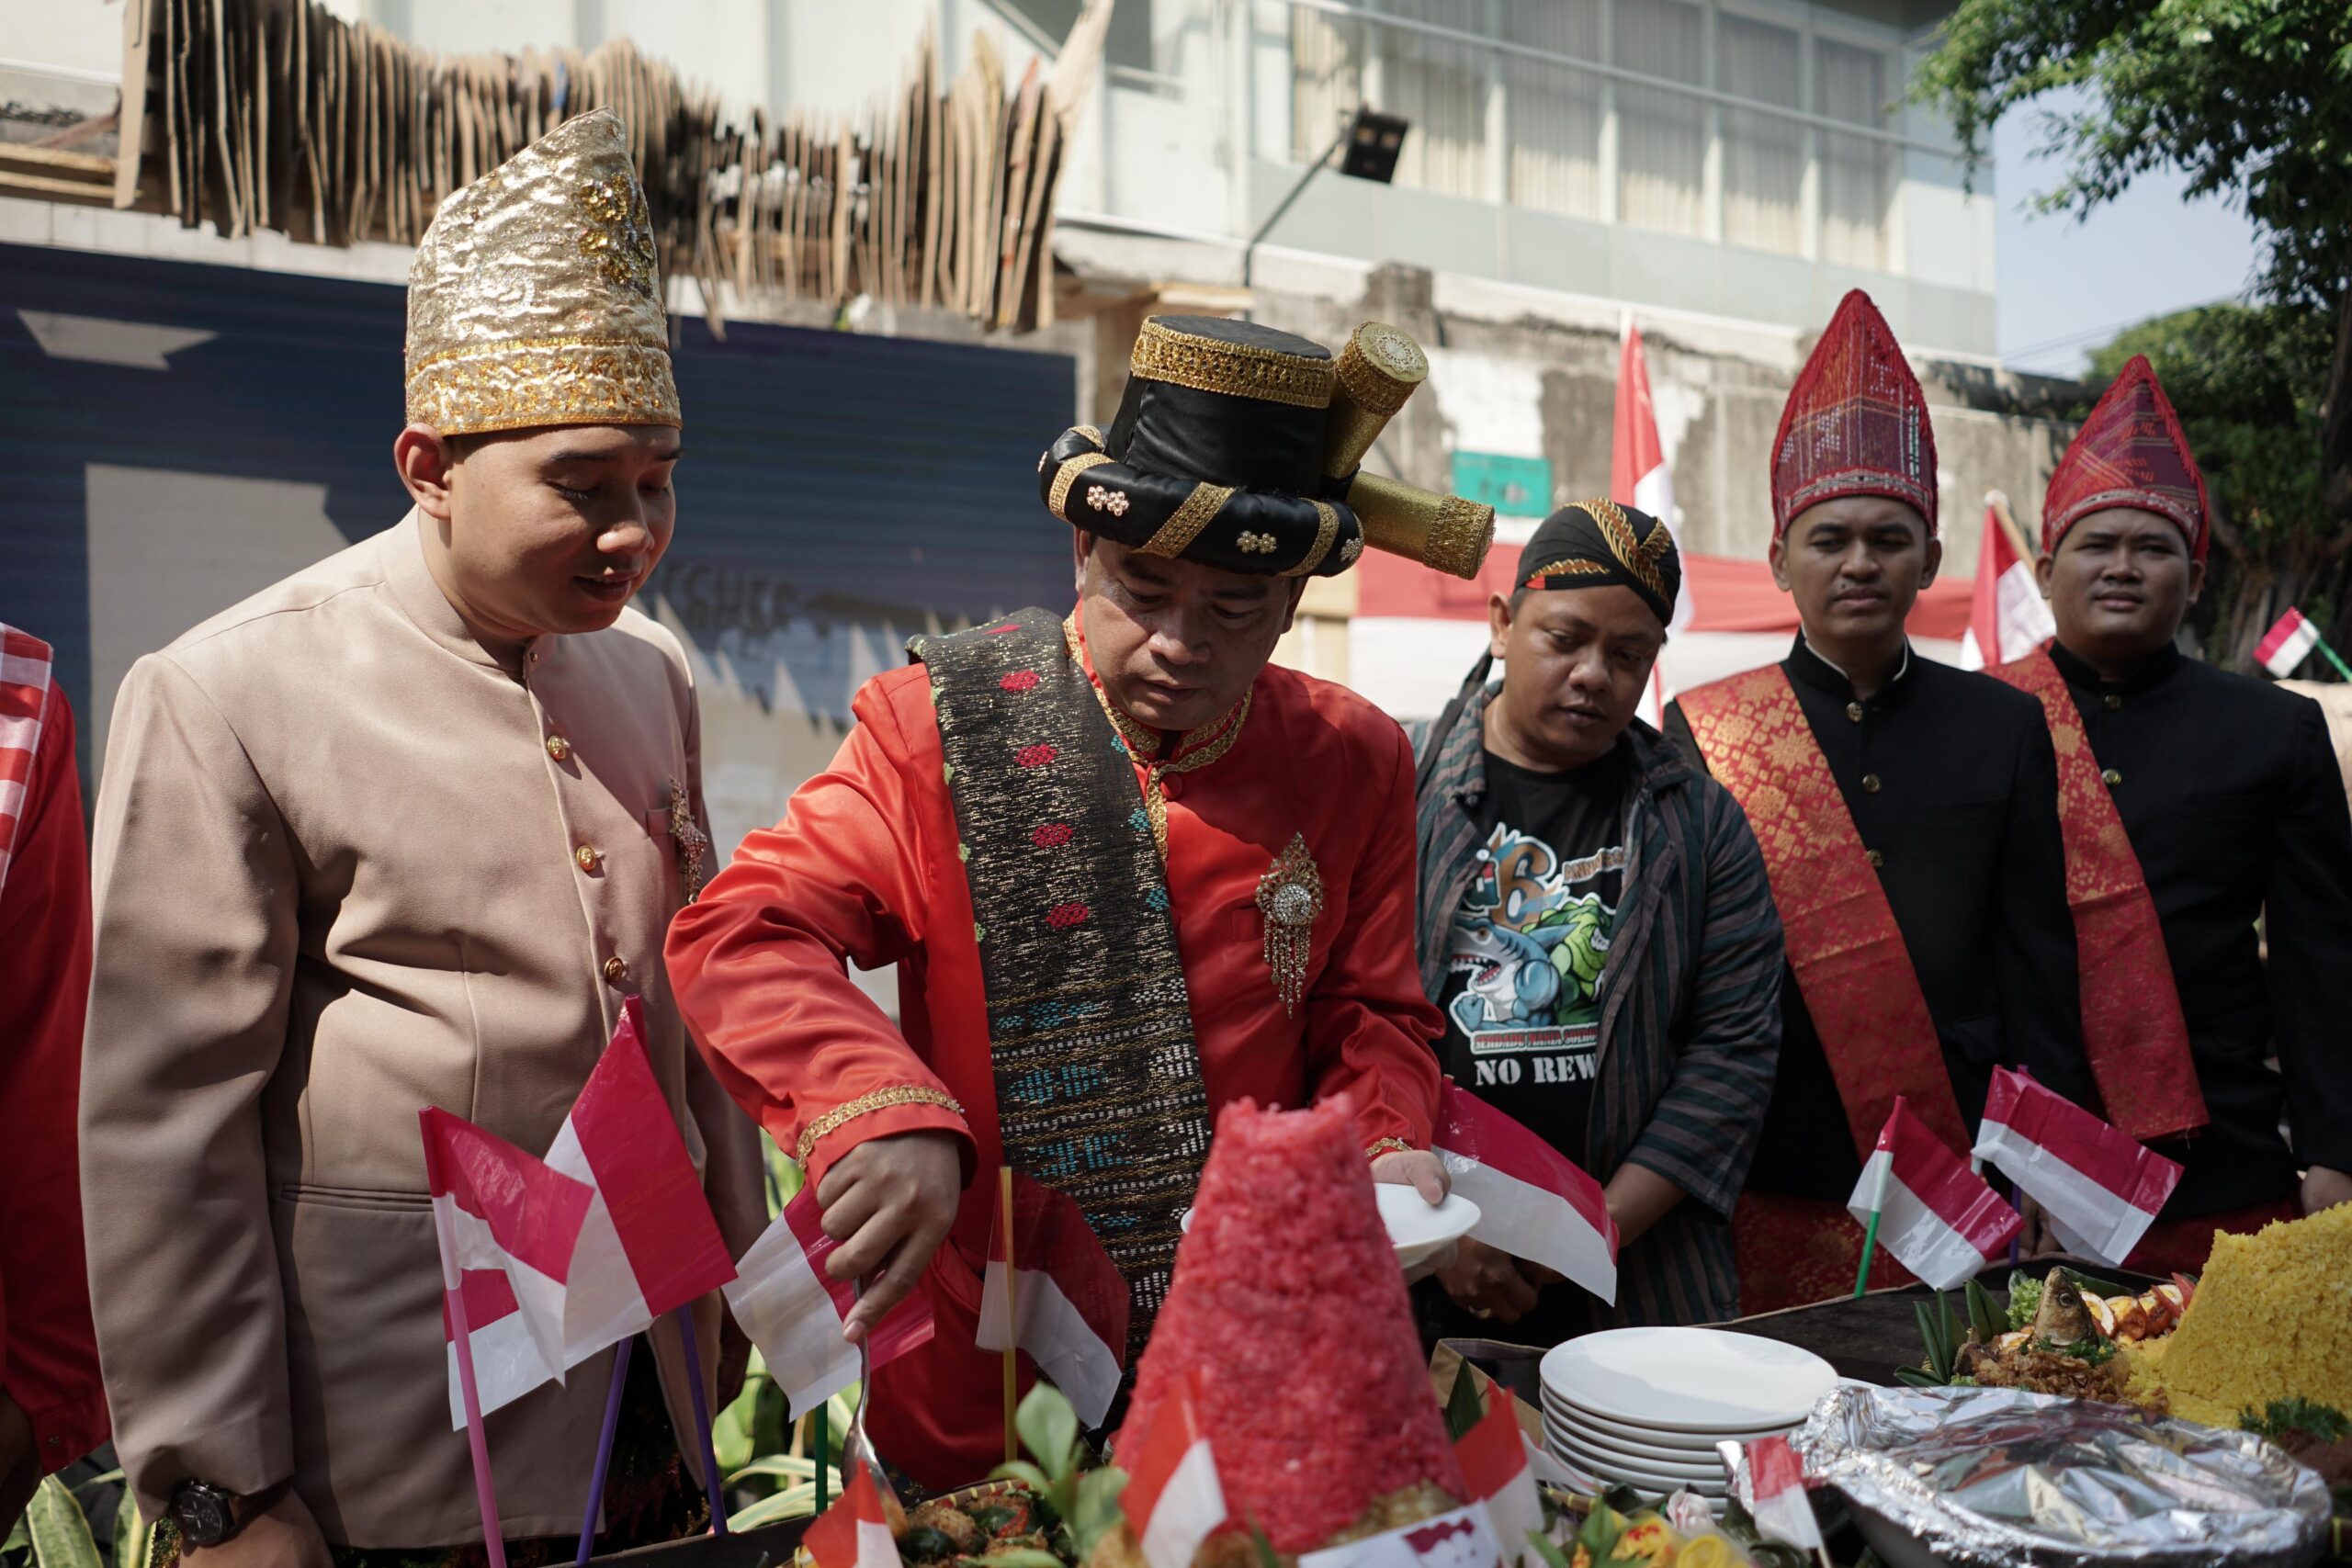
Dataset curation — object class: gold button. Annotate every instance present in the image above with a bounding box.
[546,734,571,761]
[575,843,602,872]
[603,955,629,985]
[1865,849,1884,868]
[1846,702,1863,723]
[2104,694,2124,711]
[1861,773,1882,793]
[2102,768,2122,787]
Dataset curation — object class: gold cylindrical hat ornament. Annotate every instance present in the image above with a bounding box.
[1321,322,1430,479]
[1347,472,1496,581]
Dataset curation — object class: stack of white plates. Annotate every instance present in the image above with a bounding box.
[1538,1329,1838,1504]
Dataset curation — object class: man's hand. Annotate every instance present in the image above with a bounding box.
[816,1130,963,1344]
[2302,1165,2352,1216]
[185,1488,332,1568]
[0,1393,36,1547]
[2018,1193,2062,1258]
[1433,1237,1541,1324]
[1370,1148,1450,1203]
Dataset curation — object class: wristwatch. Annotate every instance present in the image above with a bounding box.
[169,1481,282,1549]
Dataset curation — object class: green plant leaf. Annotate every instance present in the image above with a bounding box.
[1965,1279,2002,1345]
[729,1455,828,1483]
[68,1473,125,1495]
[970,1551,1064,1568]
[113,1485,153,1568]
[729,1483,821,1531]
[1069,1466,1129,1559]
[1245,1518,1281,1568]
[1443,1365,1487,1442]
[27,1475,102,1568]
[1015,1383,1082,1483]
[1893,1367,1947,1388]
[988,1461,1057,1495]
[1524,1530,1575,1568]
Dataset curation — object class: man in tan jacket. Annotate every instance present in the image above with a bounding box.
[78,109,763,1564]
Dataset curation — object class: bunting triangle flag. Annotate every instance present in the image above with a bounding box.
[1846,1097,2022,1290]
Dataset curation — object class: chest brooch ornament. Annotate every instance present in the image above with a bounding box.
[667,777,710,904]
[1255,832,1325,1018]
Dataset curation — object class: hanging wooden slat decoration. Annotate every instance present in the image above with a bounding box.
[106,0,1111,333]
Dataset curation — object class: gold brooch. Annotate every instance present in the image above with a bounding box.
[1255,833,1324,1017]
[667,777,710,904]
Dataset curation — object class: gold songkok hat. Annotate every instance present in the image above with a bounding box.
[403,107,680,436]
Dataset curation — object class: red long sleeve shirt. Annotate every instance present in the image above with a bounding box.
[1,684,107,1473]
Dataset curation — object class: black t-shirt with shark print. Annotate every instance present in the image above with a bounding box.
[1434,742,1630,1171]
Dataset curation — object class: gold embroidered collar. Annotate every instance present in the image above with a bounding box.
[1063,613,1253,857]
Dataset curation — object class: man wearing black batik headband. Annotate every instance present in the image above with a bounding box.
[1409,502,1785,1344]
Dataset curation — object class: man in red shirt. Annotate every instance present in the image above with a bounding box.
[669,317,1495,1486]
[0,624,107,1531]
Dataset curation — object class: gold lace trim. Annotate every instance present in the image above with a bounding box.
[1137,481,1235,558]
[1283,501,1342,578]
[1048,451,1115,519]
[1583,496,1674,601]
[1525,557,1611,584]
[1364,1137,1415,1160]
[1061,614,1253,859]
[796,1085,966,1164]
[1129,319,1337,410]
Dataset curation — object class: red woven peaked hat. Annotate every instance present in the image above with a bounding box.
[1770,288,1939,536]
[2041,355,2210,563]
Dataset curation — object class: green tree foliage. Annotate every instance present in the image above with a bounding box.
[1917,1,2352,670]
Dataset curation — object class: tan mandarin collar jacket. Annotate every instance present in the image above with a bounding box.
[80,514,765,1547]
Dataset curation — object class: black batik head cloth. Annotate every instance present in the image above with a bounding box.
[1518,500,1682,626]
[1036,315,1497,581]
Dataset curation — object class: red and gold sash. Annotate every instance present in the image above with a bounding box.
[1992,649,2207,1142]
[1681,666,1969,1159]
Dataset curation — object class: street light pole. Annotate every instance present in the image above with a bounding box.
[1241,118,1351,303]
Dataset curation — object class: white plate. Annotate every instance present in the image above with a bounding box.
[1540,1391,1793,1453]
[1545,1426,1729,1485]
[1543,1404,1775,1469]
[1176,1187,1480,1271]
[1544,1439,1730,1499]
[1540,1327,1837,1433]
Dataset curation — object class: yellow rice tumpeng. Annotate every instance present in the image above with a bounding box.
[2122,1203,2352,1427]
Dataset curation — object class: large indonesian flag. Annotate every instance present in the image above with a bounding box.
[724,1186,936,1417]
[1613,320,1685,728]
[450,998,739,1427]
[1120,1371,1227,1568]
[1432,1082,1619,1305]
[1454,1391,1542,1564]
[1973,1066,2184,1266]
[803,1458,900,1568]
[1960,502,2053,671]
[421,1107,593,1416]
[978,1171,1131,1427]
[1845,1097,2022,1290]
[2256,607,2324,678]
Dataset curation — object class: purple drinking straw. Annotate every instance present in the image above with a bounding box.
[574,1336,635,1565]
[674,1306,729,1534]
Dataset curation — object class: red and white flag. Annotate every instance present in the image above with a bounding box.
[978,1171,1130,1427]
[1845,1097,2021,1290]
[1432,1082,1619,1305]
[2256,606,2324,678]
[449,998,740,1427]
[0,626,53,899]
[1120,1372,1226,1568]
[1733,1436,1823,1553]
[1973,1066,2184,1267]
[1960,501,2054,671]
[1613,319,1686,728]
[724,1186,936,1417]
[1454,1392,1542,1564]
[802,1457,900,1568]
[421,1108,594,1415]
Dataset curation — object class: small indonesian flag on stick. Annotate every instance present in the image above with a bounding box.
[978,1170,1132,1427]
[724,1187,936,1418]
[2256,607,2338,679]
[803,1455,900,1568]
[1728,1436,1826,1560]
[1432,1082,1620,1305]
[1847,1097,2021,1292]
[1973,1066,2184,1267]
[1453,1389,1542,1565]
[1121,1372,1227,1568]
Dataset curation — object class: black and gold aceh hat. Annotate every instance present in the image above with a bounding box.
[1037,315,1495,580]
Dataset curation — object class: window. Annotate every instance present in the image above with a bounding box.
[1717,13,1802,254]
[1615,0,1705,237]
[1379,0,1491,200]
[1290,7,1367,164]
[1503,0,1603,220]
[1817,37,1894,268]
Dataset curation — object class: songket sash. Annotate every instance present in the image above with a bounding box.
[1993,650,2207,1141]
[910,608,1212,1360]
[1680,666,1969,1159]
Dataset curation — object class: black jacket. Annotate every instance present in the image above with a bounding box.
[1666,637,2092,1199]
[2045,641,2352,1215]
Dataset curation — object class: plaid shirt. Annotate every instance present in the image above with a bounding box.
[1409,660,1785,1327]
